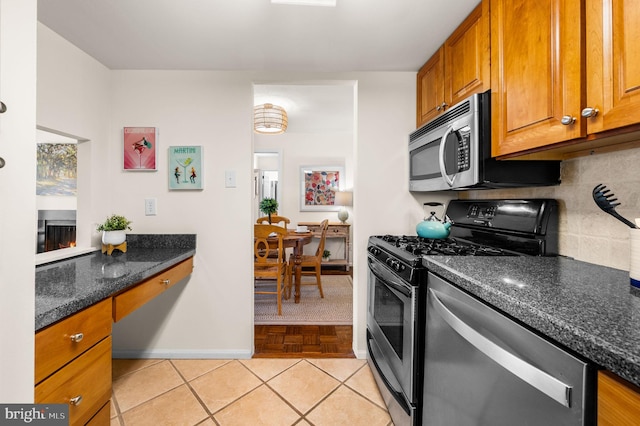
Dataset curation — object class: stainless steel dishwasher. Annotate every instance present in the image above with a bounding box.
[423,272,596,425]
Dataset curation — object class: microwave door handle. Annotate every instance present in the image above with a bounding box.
[438,126,456,187]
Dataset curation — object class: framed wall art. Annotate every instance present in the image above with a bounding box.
[123,127,158,171]
[300,165,344,211]
[36,143,77,196]
[168,146,203,190]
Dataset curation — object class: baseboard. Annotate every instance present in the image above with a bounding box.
[112,349,253,359]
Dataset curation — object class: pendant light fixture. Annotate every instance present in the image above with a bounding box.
[254,103,288,134]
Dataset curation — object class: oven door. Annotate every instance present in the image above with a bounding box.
[367,256,417,405]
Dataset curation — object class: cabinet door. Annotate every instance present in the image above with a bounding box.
[585,0,640,134]
[491,0,584,157]
[598,371,640,425]
[445,1,490,107]
[417,47,445,127]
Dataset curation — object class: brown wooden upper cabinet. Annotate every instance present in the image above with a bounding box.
[416,1,490,128]
[585,0,640,135]
[491,0,640,158]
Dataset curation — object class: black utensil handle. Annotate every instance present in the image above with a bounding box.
[609,211,638,228]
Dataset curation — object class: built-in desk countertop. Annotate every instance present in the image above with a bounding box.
[35,234,196,331]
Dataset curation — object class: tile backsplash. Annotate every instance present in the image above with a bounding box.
[464,148,640,270]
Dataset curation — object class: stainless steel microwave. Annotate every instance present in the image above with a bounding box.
[409,90,561,191]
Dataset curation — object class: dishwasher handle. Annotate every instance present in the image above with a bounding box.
[428,288,573,408]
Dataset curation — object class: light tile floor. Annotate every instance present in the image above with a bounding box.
[110,358,394,426]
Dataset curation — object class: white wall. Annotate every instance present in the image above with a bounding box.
[28,27,450,377]
[0,0,37,402]
[37,24,112,250]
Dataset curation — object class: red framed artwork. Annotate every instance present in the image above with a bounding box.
[123,127,158,171]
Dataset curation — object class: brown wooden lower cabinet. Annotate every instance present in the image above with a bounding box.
[35,256,194,425]
[35,337,112,426]
[85,401,111,426]
[598,370,640,425]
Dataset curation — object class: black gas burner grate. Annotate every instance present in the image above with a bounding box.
[376,235,517,257]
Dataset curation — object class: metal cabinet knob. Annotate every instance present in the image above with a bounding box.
[69,333,84,343]
[69,395,83,406]
[581,107,599,118]
[161,279,171,286]
[560,115,576,125]
[441,102,448,109]
[436,104,442,111]
[0,102,6,113]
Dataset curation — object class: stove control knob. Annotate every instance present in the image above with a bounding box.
[368,246,380,255]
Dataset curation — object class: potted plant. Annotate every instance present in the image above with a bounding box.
[97,214,132,246]
[259,198,279,224]
[322,249,331,261]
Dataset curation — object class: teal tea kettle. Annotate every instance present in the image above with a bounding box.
[416,202,451,239]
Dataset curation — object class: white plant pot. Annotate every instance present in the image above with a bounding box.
[102,230,126,246]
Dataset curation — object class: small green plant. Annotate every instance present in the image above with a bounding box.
[323,250,331,259]
[96,214,132,232]
[259,198,279,223]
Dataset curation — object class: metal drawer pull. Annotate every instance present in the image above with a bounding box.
[429,288,572,407]
[69,395,82,406]
[161,279,171,285]
[69,333,84,343]
[0,101,6,113]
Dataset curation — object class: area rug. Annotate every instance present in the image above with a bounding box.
[254,275,353,325]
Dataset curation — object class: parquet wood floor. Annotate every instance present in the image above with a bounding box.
[253,325,355,358]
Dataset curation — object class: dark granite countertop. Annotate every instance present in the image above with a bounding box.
[35,234,196,332]
[422,255,640,387]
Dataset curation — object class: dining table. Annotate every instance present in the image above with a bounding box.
[264,229,314,303]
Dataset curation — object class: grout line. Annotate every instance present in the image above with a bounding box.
[168,359,219,424]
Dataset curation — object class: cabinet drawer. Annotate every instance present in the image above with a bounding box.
[35,298,112,384]
[326,225,348,236]
[35,336,112,426]
[85,401,110,426]
[113,257,193,322]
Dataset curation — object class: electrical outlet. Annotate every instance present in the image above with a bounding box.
[145,198,157,216]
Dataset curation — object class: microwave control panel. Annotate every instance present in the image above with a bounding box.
[455,132,470,172]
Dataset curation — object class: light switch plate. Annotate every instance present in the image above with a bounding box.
[145,198,157,216]
[225,170,236,188]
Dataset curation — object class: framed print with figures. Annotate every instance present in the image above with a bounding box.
[169,146,203,190]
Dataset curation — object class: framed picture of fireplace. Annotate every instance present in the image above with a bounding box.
[300,165,344,211]
[123,127,158,171]
[168,146,203,190]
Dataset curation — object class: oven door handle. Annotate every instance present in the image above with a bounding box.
[429,288,572,408]
[438,125,456,187]
[368,259,411,297]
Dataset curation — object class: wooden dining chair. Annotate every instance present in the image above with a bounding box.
[256,215,291,229]
[254,224,289,315]
[287,219,329,298]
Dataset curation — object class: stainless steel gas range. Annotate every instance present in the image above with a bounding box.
[366,199,559,426]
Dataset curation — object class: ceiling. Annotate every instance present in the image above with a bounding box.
[37,0,479,72]
[37,0,480,133]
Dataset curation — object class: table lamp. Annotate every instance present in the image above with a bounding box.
[335,191,353,223]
